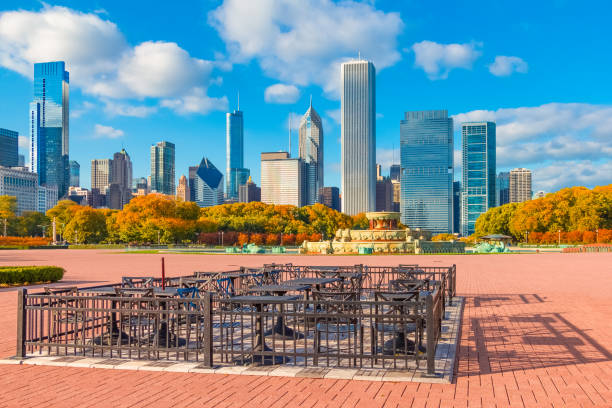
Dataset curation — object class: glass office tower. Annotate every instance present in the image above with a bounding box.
[400,110,453,234]
[341,60,376,215]
[150,141,175,195]
[0,128,18,167]
[496,171,509,206]
[226,109,247,199]
[298,100,323,205]
[461,122,496,236]
[30,62,69,197]
[69,160,80,187]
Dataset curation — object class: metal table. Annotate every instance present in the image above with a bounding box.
[230,295,300,365]
[246,285,309,339]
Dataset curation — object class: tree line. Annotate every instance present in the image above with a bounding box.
[0,194,366,244]
[474,185,612,243]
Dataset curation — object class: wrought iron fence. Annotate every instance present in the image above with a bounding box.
[16,264,452,375]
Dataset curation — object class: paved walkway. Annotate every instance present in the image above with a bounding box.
[1,250,612,407]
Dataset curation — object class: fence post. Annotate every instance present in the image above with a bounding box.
[16,288,27,359]
[426,293,435,376]
[201,291,213,367]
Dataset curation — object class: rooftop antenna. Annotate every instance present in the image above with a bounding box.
[358,50,361,60]
[288,114,292,157]
[237,90,240,111]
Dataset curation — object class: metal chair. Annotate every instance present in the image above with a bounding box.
[312,290,363,366]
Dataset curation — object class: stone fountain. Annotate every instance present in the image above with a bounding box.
[301,212,465,254]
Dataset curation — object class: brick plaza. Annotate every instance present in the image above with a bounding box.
[1,250,611,407]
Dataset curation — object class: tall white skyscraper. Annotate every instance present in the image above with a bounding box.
[341,60,376,215]
[298,98,323,205]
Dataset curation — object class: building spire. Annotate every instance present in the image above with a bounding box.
[288,114,292,157]
[309,94,312,109]
[237,90,240,111]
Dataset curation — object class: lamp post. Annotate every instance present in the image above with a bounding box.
[280,232,283,246]
[596,228,599,243]
[221,231,224,246]
[558,229,561,246]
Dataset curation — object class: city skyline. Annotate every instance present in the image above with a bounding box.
[1,1,609,196]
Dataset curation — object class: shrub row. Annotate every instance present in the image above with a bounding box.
[0,266,64,285]
[0,237,52,247]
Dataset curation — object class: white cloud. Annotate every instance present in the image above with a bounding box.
[18,135,28,148]
[326,109,341,124]
[412,41,481,80]
[160,88,228,115]
[488,56,528,76]
[94,124,124,139]
[264,83,300,104]
[71,101,96,118]
[103,101,158,118]
[209,0,403,97]
[0,6,225,116]
[376,148,400,174]
[534,161,612,192]
[453,103,612,191]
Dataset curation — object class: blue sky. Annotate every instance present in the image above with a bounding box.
[1,0,611,193]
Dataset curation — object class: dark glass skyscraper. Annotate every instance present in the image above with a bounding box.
[69,160,80,187]
[0,128,18,167]
[461,122,496,236]
[226,107,248,200]
[400,110,453,234]
[150,141,175,195]
[30,62,69,197]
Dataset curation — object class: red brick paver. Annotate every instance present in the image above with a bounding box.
[1,250,611,407]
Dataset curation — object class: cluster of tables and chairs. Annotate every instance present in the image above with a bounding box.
[28,263,453,373]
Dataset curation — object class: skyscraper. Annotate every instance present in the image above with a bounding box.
[69,160,80,187]
[461,122,496,236]
[30,62,69,197]
[318,187,340,212]
[238,176,261,203]
[90,159,112,191]
[341,60,376,215]
[0,128,18,167]
[110,149,133,209]
[150,141,175,195]
[0,166,38,215]
[176,175,190,201]
[390,164,401,182]
[261,152,304,206]
[453,181,461,234]
[400,110,454,234]
[226,106,248,200]
[376,177,393,212]
[496,172,510,206]
[192,157,224,208]
[509,168,532,203]
[298,99,323,205]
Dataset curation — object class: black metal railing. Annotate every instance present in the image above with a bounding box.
[16,264,453,375]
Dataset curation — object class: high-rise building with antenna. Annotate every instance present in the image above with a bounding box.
[341,59,376,215]
[226,93,249,200]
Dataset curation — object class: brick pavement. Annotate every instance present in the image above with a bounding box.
[1,250,612,407]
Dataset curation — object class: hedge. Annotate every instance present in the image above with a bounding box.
[0,266,64,285]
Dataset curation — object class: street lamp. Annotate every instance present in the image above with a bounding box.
[221,231,224,246]
[558,229,561,246]
[280,232,283,246]
[596,228,599,243]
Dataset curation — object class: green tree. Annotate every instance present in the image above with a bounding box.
[16,211,50,237]
[63,207,109,243]
[0,196,17,236]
